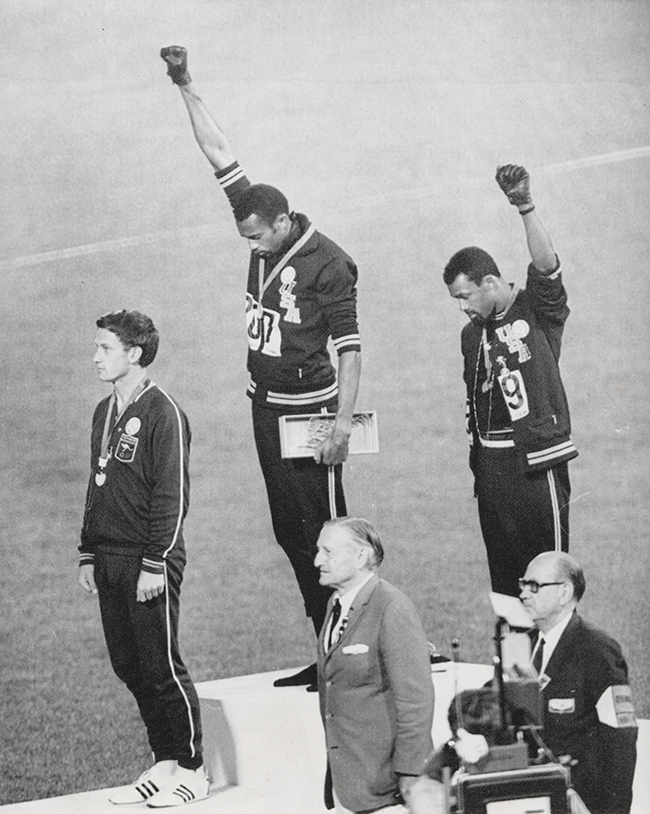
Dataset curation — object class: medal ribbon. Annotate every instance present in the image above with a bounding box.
[256,222,316,314]
[97,377,150,474]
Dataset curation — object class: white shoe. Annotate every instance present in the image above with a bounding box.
[146,766,209,808]
[109,760,177,805]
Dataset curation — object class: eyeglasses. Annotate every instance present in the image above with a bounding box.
[518,579,565,594]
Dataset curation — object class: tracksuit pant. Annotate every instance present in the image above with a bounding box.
[252,401,346,635]
[475,448,570,597]
[94,547,203,769]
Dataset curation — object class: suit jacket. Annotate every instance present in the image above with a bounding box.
[537,612,637,814]
[317,575,434,812]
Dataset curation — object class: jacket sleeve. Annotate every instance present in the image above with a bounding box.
[317,256,361,355]
[78,401,106,566]
[214,160,252,211]
[379,595,435,775]
[589,644,638,814]
[142,399,191,573]
[526,260,570,360]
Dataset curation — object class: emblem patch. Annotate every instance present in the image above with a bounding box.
[496,321,532,363]
[548,698,575,715]
[125,417,141,436]
[279,266,301,324]
[115,433,139,463]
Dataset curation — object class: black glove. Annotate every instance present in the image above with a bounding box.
[495,164,532,207]
[160,45,191,86]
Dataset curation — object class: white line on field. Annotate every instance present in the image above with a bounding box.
[2,146,649,272]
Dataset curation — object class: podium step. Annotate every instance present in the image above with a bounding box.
[2,665,647,814]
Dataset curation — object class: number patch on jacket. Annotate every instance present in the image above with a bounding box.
[246,294,281,357]
[498,367,530,420]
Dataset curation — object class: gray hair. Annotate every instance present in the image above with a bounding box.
[322,517,384,568]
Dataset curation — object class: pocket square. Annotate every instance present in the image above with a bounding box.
[342,644,369,655]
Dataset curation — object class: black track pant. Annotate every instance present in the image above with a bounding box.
[475,448,570,597]
[252,401,347,635]
[94,548,203,769]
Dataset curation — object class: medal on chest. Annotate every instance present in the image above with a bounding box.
[94,380,147,487]
[95,454,110,486]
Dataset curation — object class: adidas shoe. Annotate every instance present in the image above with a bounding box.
[109,760,177,805]
[146,765,209,807]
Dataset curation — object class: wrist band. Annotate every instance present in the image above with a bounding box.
[518,205,535,215]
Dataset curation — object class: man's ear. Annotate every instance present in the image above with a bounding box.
[274,212,292,235]
[559,580,575,606]
[128,345,143,366]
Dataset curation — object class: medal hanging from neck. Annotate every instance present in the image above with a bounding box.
[95,378,148,486]
[95,391,116,486]
[255,221,315,318]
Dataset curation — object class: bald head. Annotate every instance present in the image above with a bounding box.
[527,552,586,601]
[520,552,585,633]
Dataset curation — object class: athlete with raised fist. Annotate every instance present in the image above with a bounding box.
[160,46,362,690]
[443,165,578,597]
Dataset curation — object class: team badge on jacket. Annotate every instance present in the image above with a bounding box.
[115,434,139,463]
[279,267,301,324]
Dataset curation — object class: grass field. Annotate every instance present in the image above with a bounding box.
[1,0,649,805]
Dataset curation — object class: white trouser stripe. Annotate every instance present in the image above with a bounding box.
[546,468,562,550]
[163,562,197,759]
[328,465,337,519]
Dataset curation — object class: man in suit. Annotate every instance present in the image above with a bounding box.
[314,517,435,813]
[520,551,638,814]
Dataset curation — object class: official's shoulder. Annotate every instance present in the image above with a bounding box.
[577,616,623,651]
[376,578,416,607]
[570,615,627,667]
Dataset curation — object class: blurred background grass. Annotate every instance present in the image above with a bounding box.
[1,0,649,804]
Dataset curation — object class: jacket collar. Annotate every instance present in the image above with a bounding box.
[323,574,379,659]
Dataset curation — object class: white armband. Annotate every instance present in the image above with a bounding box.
[595,685,637,728]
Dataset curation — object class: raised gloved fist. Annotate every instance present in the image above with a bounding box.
[495,164,532,207]
[160,45,191,86]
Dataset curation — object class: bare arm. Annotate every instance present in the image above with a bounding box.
[177,83,237,171]
[314,350,361,466]
[496,164,557,273]
[161,46,236,171]
[520,208,556,273]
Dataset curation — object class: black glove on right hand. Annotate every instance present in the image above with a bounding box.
[160,45,192,86]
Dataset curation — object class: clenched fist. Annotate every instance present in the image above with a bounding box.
[496,164,532,207]
[160,45,191,86]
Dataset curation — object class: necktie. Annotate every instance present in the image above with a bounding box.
[327,599,342,650]
[532,635,545,675]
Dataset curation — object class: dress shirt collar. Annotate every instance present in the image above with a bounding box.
[335,571,375,618]
[535,610,574,673]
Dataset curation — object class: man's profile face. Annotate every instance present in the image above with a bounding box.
[93,328,136,384]
[447,274,495,323]
[314,526,363,594]
[519,557,566,631]
[237,213,289,258]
